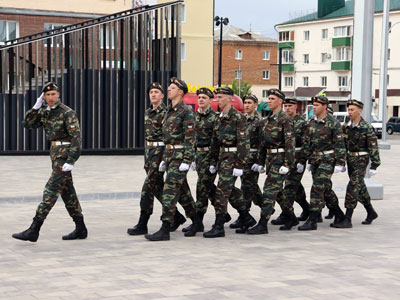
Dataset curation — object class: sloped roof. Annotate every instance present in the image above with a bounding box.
[278,0,400,26]
[214,25,276,43]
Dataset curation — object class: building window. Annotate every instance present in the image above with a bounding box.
[235,69,242,79]
[322,28,328,40]
[262,50,270,60]
[44,23,69,47]
[279,31,290,41]
[181,4,186,23]
[262,90,269,98]
[334,26,351,37]
[334,47,351,61]
[284,76,293,87]
[321,53,329,63]
[181,42,186,61]
[388,48,391,60]
[282,50,294,63]
[262,70,270,80]
[338,76,348,87]
[0,20,18,43]
[100,25,116,49]
[321,76,327,87]
[304,54,309,64]
[304,30,310,41]
[303,76,309,87]
[235,49,243,60]
[387,74,390,86]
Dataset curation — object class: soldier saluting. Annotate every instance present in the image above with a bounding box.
[12,82,87,242]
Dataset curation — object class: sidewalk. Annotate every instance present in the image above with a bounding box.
[0,139,399,299]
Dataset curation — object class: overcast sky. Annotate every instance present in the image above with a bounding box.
[215,0,318,38]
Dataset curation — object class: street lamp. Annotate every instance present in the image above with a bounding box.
[214,16,229,87]
[228,56,241,97]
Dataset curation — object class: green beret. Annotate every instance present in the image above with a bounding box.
[311,95,329,105]
[268,88,285,100]
[147,82,164,94]
[196,87,214,98]
[347,99,364,109]
[169,77,188,94]
[284,97,297,105]
[42,82,59,93]
[243,94,258,103]
[214,86,234,96]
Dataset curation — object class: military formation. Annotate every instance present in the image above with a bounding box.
[12,78,381,243]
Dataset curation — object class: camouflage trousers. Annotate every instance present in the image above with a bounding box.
[241,163,263,210]
[260,154,289,220]
[195,152,217,214]
[214,153,247,216]
[309,157,339,212]
[35,157,82,221]
[140,147,164,215]
[279,167,306,212]
[161,158,196,223]
[345,155,371,209]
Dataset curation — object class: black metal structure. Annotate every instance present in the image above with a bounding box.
[0,1,182,154]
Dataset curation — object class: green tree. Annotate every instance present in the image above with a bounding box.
[232,80,252,98]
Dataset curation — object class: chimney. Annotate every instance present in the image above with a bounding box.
[318,0,345,18]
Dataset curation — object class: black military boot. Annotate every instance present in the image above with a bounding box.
[12,217,43,242]
[225,212,232,223]
[127,211,150,235]
[296,198,310,221]
[279,212,299,231]
[332,208,353,228]
[298,211,318,231]
[271,212,287,225]
[235,211,256,234]
[362,204,378,225]
[184,214,204,237]
[170,209,186,232]
[330,206,345,227]
[229,216,243,229]
[62,216,88,240]
[182,211,204,233]
[317,212,323,223]
[325,209,334,219]
[203,215,225,238]
[247,217,268,235]
[145,221,170,241]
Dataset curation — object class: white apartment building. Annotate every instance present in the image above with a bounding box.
[276,0,400,118]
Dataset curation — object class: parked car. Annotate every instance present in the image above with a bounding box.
[386,116,400,134]
[333,112,382,138]
[183,93,244,113]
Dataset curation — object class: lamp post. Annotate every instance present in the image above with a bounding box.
[214,16,229,87]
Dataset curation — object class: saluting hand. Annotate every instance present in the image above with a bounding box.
[33,93,44,110]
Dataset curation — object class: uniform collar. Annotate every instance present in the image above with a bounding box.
[151,102,166,113]
[313,114,327,123]
[198,106,213,115]
[168,100,184,111]
[220,106,235,120]
[270,109,283,120]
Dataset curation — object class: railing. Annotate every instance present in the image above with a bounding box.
[0,1,182,153]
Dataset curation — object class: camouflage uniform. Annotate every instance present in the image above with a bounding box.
[194,107,217,214]
[23,101,82,221]
[209,106,250,216]
[140,103,167,214]
[343,118,381,209]
[300,114,346,212]
[161,100,196,223]
[257,109,295,220]
[241,112,263,209]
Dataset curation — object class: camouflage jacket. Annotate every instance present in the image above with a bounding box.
[23,101,81,165]
[194,107,217,161]
[291,113,309,162]
[300,113,346,166]
[342,118,381,170]
[246,112,261,165]
[144,103,167,168]
[257,109,295,168]
[209,106,249,169]
[162,100,195,164]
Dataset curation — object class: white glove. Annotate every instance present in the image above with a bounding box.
[369,169,377,176]
[33,93,44,110]
[258,165,266,173]
[190,161,196,171]
[296,163,304,173]
[62,163,74,172]
[251,163,260,172]
[159,161,166,172]
[209,165,217,174]
[233,168,243,177]
[307,164,312,172]
[179,163,190,172]
[334,165,346,173]
[279,166,289,175]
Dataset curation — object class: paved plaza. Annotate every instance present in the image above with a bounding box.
[1,136,400,300]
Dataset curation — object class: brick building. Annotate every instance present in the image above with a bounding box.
[214,26,278,101]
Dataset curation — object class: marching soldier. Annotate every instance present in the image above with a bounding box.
[332,99,380,228]
[298,95,346,231]
[232,94,263,233]
[127,82,184,235]
[12,82,87,242]
[145,77,200,241]
[248,88,295,234]
[204,86,256,238]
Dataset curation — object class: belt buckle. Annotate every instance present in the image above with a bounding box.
[351,152,357,157]
[149,142,154,147]
[221,147,226,152]
[315,151,321,156]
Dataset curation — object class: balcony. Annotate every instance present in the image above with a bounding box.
[281,64,294,72]
[331,61,351,70]
[332,37,352,47]
[278,41,295,49]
